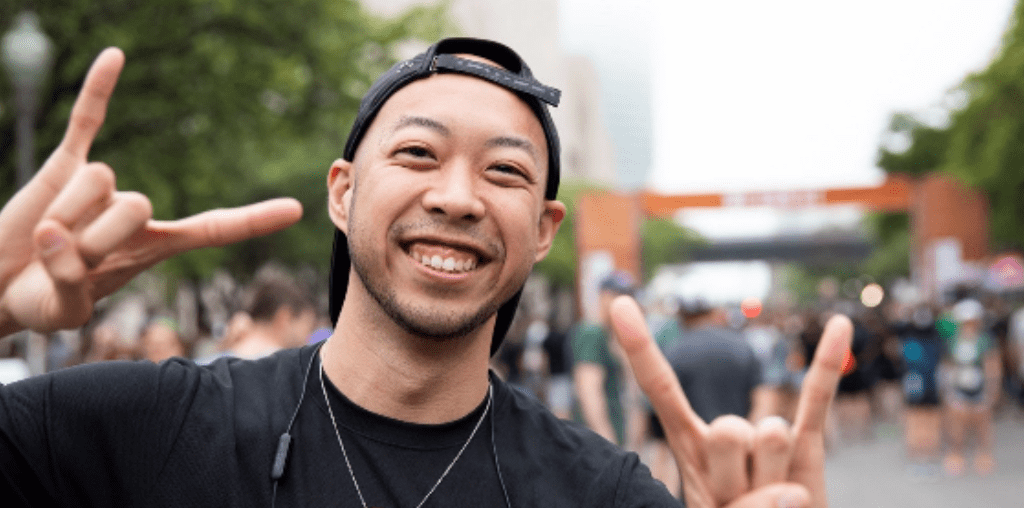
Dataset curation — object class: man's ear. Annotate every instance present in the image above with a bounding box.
[534,200,566,262]
[327,158,354,234]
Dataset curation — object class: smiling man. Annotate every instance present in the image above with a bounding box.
[0,38,851,508]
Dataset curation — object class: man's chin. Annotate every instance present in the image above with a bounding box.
[389,307,496,341]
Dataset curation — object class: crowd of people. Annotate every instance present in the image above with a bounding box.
[495,274,1024,491]
[0,273,328,376]
[3,265,1020,496]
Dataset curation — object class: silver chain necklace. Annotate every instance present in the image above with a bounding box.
[319,363,492,508]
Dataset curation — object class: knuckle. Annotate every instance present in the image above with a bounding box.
[119,191,153,220]
[707,415,754,450]
[85,162,116,190]
[755,427,791,455]
[71,114,101,137]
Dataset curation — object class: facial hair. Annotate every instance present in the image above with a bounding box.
[346,184,522,341]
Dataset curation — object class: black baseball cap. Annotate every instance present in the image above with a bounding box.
[329,37,562,354]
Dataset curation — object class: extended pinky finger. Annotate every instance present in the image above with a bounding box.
[77,191,153,265]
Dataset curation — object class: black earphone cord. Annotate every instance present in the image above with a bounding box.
[269,343,511,508]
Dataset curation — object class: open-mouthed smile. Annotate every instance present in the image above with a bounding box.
[406,241,483,274]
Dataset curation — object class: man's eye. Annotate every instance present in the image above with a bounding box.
[396,146,433,158]
[491,164,528,180]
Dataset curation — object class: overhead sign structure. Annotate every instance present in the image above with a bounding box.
[574,173,989,304]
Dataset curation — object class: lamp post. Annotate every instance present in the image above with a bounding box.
[3,12,54,376]
[3,11,54,189]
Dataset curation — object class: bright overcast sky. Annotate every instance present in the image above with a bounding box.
[561,0,1018,300]
[649,0,1017,194]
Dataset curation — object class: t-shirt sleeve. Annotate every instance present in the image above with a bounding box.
[0,359,200,507]
[615,452,683,507]
[572,324,606,366]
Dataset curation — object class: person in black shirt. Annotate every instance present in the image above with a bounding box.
[0,38,853,508]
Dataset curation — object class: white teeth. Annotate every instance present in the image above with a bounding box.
[413,251,476,273]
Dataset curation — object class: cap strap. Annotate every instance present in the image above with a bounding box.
[432,54,561,107]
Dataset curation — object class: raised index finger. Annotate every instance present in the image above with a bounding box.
[57,47,125,161]
[610,296,706,439]
[792,314,853,435]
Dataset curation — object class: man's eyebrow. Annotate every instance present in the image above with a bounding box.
[393,115,450,136]
[485,136,537,162]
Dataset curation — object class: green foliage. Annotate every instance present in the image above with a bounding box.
[861,212,911,282]
[640,216,704,283]
[938,2,1024,250]
[0,0,450,280]
[876,113,950,176]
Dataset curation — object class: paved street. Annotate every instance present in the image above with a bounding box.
[826,412,1024,508]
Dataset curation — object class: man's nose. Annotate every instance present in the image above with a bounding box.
[421,164,486,221]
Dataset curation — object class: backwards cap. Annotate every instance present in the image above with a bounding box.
[329,37,562,355]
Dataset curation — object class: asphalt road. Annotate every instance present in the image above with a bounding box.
[825,411,1024,508]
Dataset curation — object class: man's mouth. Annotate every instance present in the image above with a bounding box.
[407,242,481,274]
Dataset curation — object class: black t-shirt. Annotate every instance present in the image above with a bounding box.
[664,326,761,424]
[0,344,677,507]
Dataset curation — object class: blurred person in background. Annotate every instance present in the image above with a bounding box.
[492,302,528,387]
[139,316,186,363]
[81,321,136,363]
[1010,302,1024,410]
[892,302,944,478]
[519,316,550,400]
[219,277,316,360]
[832,306,879,444]
[867,310,903,425]
[744,307,793,422]
[942,298,1001,476]
[572,271,636,446]
[986,297,1019,413]
[542,303,574,420]
[665,298,766,426]
[633,296,685,498]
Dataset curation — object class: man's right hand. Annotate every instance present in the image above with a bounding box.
[0,48,303,337]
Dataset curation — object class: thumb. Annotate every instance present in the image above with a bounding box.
[724,483,811,508]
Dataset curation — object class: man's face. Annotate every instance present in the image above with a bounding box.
[328,71,565,340]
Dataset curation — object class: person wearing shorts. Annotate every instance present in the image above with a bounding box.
[942,299,1001,476]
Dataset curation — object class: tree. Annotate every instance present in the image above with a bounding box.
[640,216,704,283]
[866,113,954,282]
[940,3,1024,250]
[0,0,451,282]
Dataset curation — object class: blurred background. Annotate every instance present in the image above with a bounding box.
[2,0,1023,506]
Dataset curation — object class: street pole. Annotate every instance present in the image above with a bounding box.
[3,11,54,188]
